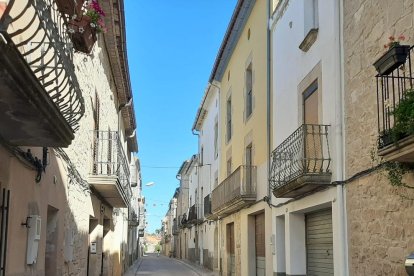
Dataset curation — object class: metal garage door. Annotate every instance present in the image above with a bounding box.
[306,208,333,276]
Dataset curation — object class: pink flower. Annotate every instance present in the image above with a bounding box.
[399,34,406,41]
[389,35,395,41]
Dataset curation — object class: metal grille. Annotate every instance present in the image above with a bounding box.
[91,130,132,204]
[211,165,257,213]
[0,0,84,131]
[376,46,414,148]
[270,124,331,191]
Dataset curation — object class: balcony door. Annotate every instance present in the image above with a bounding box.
[303,81,321,172]
[245,144,253,194]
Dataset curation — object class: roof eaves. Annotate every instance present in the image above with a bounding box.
[209,0,256,83]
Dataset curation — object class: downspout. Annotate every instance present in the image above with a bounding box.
[191,131,200,264]
[266,0,272,202]
[336,0,348,274]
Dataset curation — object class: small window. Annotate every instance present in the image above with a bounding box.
[227,98,232,139]
[246,64,253,118]
[214,120,218,158]
[200,146,204,166]
[226,158,232,176]
[304,0,318,34]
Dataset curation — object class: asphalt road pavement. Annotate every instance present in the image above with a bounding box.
[128,254,200,276]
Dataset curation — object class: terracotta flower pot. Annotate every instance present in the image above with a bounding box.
[373,45,410,76]
[68,16,97,54]
[56,0,85,16]
[0,2,7,19]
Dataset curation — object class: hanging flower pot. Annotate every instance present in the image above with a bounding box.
[56,0,85,16]
[68,16,97,54]
[373,45,410,76]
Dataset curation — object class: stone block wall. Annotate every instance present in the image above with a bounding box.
[344,1,414,275]
[346,173,414,275]
[344,0,414,177]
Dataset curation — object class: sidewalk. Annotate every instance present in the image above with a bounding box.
[123,258,143,276]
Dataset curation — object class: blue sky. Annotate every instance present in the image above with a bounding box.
[125,1,237,233]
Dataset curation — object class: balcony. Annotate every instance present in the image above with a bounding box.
[204,194,216,220]
[0,0,84,147]
[376,46,414,162]
[187,204,199,225]
[89,131,132,208]
[270,124,332,198]
[211,165,257,217]
[172,219,179,235]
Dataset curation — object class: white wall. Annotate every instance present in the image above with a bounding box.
[270,0,347,275]
[270,0,342,181]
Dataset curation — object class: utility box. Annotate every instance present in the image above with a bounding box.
[406,253,414,276]
[26,215,41,265]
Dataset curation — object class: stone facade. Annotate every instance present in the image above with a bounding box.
[344,0,414,275]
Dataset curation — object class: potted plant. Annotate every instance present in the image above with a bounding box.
[373,35,410,76]
[391,88,414,143]
[56,0,85,17]
[67,0,106,54]
[0,0,7,19]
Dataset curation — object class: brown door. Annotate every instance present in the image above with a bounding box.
[255,213,265,276]
[303,81,321,172]
[226,223,235,276]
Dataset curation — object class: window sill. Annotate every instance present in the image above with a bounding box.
[299,28,318,52]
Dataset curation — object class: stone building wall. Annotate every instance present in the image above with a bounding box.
[344,0,414,177]
[344,0,414,275]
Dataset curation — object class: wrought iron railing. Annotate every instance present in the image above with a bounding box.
[204,194,212,217]
[376,46,414,148]
[211,165,257,213]
[91,130,132,205]
[269,124,331,191]
[187,204,197,222]
[0,0,84,131]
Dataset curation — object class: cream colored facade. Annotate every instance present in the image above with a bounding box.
[212,0,272,275]
[0,0,142,275]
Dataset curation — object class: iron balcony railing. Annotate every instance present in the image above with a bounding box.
[0,0,84,131]
[187,204,197,222]
[91,130,132,205]
[211,165,257,213]
[376,46,414,148]
[204,194,212,217]
[269,124,331,191]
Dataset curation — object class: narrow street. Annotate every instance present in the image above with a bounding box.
[127,254,205,276]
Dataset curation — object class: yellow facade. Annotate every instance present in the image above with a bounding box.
[219,0,268,184]
[215,1,273,275]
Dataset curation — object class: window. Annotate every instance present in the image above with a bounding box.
[246,64,253,118]
[300,0,319,52]
[214,120,218,158]
[304,0,318,34]
[227,97,232,141]
[200,146,204,165]
[246,144,253,187]
[303,80,318,124]
[227,158,232,177]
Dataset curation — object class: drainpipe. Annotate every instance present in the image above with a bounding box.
[335,0,348,274]
[266,0,272,202]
